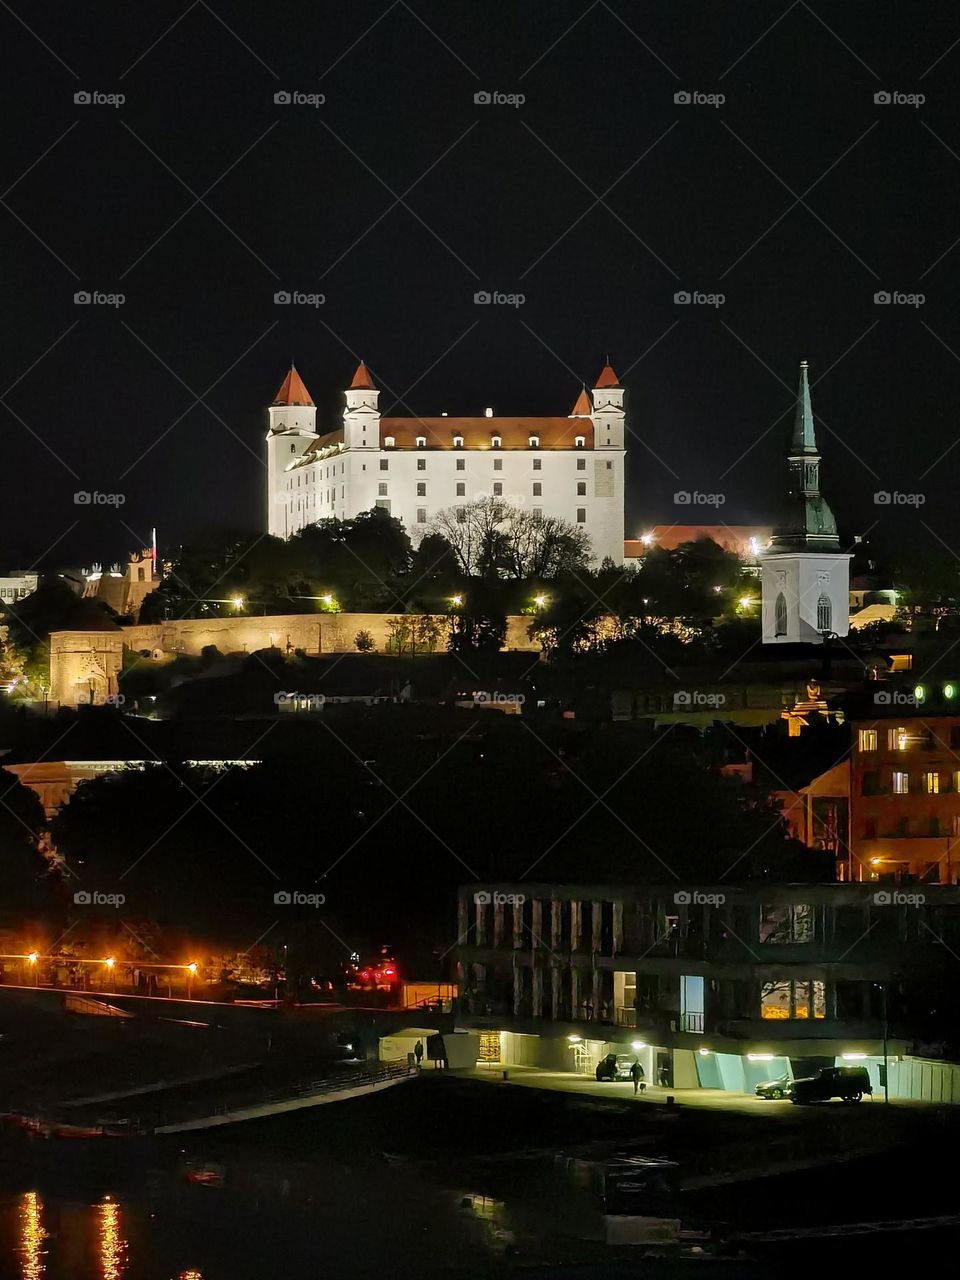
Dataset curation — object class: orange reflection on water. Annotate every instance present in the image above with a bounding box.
[179,1272,203,1280]
[98,1198,128,1280]
[18,1191,47,1280]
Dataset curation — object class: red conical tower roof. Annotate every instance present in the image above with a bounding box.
[350,360,376,391]
[595,362,621,388]
[571,387,592,416]
[272,365,314,406]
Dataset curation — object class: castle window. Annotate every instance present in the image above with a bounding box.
[533,482,542,496]
[456,458,465,471]
[532,506,542,518]
[529,435,539,448]
[416,435,427,447]
[456,482,465,496]
[378,482,388,496]
[576,508,586,523]
[417,508,427,524]
[893,771,909,795]
[417,458,426,471]
[456,507,466,523]
[417,482,426,497]
[491,435,502,448]
[453,435,464,448]
[574,435,585,448]
[290,443,296,453]
[858,729,878,752]
[576,458,586,470]
[576,481,586,496]
[493,458,502,471]
[380,459,388,471]
[816,593,832,632]
[924,771,940,794]
[493,482,503,496]
[533,458,542,471]
[775,592,787,636]
[385,436,395,448]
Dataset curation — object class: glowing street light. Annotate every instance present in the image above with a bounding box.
[533,594,548,609]
[640,532,654,547]
[26,951,38,964]
[187,962,198,974]
[738,596,755,609]
[103,957,115,969]
[450,594,463,608]
[321,594,334,606]
[232,596,244,610]
[631,1040,647,1051]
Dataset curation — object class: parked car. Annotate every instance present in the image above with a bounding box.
[789,1066,872,1104]
[596,1053,638,1082]
[754,1075,791,1099]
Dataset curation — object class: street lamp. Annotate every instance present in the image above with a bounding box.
[533,594,548,609]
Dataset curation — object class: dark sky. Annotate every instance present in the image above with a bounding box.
[2,1,958,569]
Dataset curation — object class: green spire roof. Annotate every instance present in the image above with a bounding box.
[790,360,818,455]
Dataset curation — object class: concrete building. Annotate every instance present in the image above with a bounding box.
[456,879,960,1100]
[266,361,626,565]
[761,362,851,645]
[0,572,38,606]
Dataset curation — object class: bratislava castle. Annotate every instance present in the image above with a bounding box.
[265,361,626,564]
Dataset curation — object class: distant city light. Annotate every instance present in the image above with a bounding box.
[631,1040,647,1050]
[914,684,926,703]
[698,1047,711,1056]
[567,1034,582,1043]
[945,683,957,699]
[713,585,723,594]
[747,1053,774,1061]
[841,1052,867,1060]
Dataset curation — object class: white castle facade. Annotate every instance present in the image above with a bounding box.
[265,361,626,564]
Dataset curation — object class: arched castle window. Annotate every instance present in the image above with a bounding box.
[528,435,539,448]
[817,594,832,632]
[453,435,464,448]
[491,435,502,448]
[574,435,585,448]
[775,592,787,637]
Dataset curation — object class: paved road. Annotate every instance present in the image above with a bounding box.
[463,1065,889,1115]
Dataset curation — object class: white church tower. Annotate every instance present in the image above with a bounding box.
[760,361,851,644]
[266,365,317,538]
[342,360,380,449]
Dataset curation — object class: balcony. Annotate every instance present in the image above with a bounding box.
[680,1011,704,1033]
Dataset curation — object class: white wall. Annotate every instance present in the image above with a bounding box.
[761,550,852,644]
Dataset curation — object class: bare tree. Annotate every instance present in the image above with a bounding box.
[429,498,591,578]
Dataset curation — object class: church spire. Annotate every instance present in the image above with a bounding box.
[790,360,817,456]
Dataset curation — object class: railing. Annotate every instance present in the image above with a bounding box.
[680,1011,704,1033]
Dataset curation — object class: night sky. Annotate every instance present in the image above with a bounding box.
[2,1,958,569]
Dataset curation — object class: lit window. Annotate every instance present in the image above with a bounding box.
[888,727,908,751]
[416,482,426,497]
[893,771,909,795]
[529,435,539,447]
[574,435,585,447]
[417,508,427,523]
[576,508,586,523]
[924,771,940,794]
[491,435,502,448]
[858,729,878,751]
[416,435,426,447]
[385,436,395,448]
[453,434,464,448]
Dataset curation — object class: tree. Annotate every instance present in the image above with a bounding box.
[0,768,53,915]
[500,509,591,579]
[354,629,375,653]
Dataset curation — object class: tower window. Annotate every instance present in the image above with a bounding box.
[417,482,426,497]
[493,458,502,471]
[378,482,388,497]
[417,458,426,471]
[533,458,542,471]
[576,508,586,523]
[529,435,539,448]
[290,443,296,453]
[417,508,427,524]
[576,481,586,496]
[380,459,388,470]
[775,592,788,637]
[574,435,585,448]
[493,482,503,496]
[491,435,502,448]
[576,458,586,470]
[533,482,542,496]
[453,435,464,448]
[456,458,465,471]
[817,593,832,632]
[416,435,427,447]
[456,482,465,496]
[385,436,395,448]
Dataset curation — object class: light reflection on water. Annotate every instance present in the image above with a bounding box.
[17,1192,46,1280]
[97,1199,127,1280]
